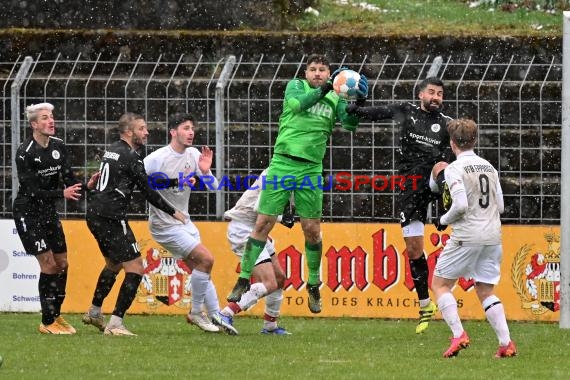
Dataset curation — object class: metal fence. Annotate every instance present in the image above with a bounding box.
[0,54,562,224]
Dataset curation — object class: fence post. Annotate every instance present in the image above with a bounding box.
[215,55,236,219]
[426,56,443,78]
[10,56,34,202]
[560,11,570,329]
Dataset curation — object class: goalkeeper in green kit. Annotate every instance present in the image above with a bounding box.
[226,54,368,313]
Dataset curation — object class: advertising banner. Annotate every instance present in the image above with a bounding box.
[0,219,561,321]
[0,220,41,312]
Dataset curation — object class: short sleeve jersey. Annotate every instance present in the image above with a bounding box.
[144,145,217,230]
[445,151,502,245]
[13,135,80,217]
[88,140,175,219]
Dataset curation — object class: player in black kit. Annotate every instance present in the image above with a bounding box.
[82,112,185,336]
[347,77,453,334]
[13,102,100,334]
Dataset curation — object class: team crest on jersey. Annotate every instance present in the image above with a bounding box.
[136,240,192,309]
[52,150,60,160]
[431,123,441,133]
[511,232,560,315]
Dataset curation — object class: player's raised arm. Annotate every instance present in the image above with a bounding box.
[347,102,400,121]
[284,78,329,113]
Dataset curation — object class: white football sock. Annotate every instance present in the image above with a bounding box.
[237,282,268,311]
[437,292,464,338]
[265,288,283,318]
[419,298,431,308]
[108,315,123,328]
[221,306,235,317]
[190,270,210,315]
[263,320,278,331]
[204,280,220,317]
[263,289,283,330]
[482,295,511,346]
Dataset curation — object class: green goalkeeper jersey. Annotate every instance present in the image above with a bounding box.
[274,78,359,164]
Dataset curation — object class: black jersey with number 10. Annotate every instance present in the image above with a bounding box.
[87,140,175,220]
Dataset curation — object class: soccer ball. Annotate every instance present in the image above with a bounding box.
[333,69,361,100]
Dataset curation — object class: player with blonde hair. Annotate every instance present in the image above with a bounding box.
[14,103,98,334]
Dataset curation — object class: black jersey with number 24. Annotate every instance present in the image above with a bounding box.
[13,135,81,217]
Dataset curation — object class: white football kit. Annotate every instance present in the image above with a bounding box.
[224,169,275,263]
[435,151,504,284]
[144,145,218,258]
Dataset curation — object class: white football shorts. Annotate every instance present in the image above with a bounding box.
[402,220,425,238]
[227,220,275,264]
[434,240,502,284]
[150,222,201,260]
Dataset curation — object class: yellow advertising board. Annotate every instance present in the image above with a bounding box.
[62,221,561,321]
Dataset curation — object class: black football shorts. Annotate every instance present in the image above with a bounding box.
[86,213,140,264]
[13,212,67,255]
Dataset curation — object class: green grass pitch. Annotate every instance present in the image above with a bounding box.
[0,313,568,379]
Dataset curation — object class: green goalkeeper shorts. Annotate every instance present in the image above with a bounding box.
[257,154,323,219]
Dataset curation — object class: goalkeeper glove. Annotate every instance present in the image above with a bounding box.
[433,216,448,232]
[331,66,348,82]
[346,103,360,115]
[356,74,368,105]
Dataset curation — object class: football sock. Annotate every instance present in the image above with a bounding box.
[264,289,283,330]
[305,241,323,285]
[263,313,278,331]
[204,280,220,317]
[38,273,58,325]
[55,269,68,317]
[483,295,511,346]
[239,238,266,280]
[88,305,102,316]
[190,270,210,315]
[112,272,142,319]
[409,255,430,301]
[237,282,267,311]
[92,268,118,307]
[108,315,123,328]
[437,292,464,338]
[265,288,283,318]
[222,303,240,317]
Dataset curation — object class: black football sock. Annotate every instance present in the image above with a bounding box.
[39,273,59,325]
[92,268,118,307]
[112,272,142,319]
[55,270,68,317]
[409,255,430,301]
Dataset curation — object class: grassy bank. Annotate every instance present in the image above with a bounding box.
[293,0,564,37]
